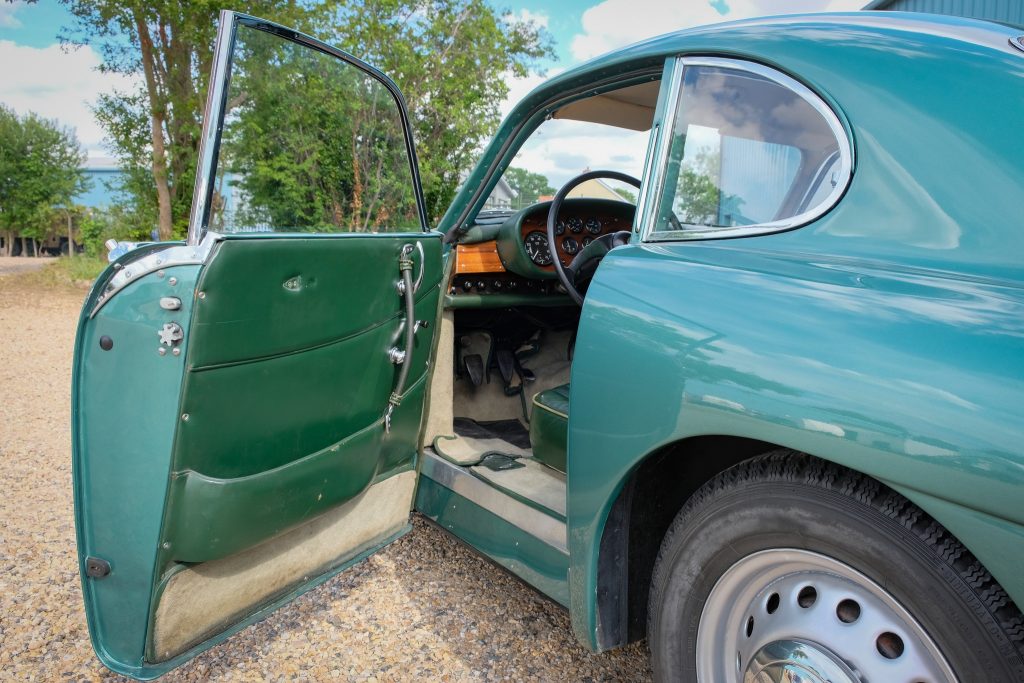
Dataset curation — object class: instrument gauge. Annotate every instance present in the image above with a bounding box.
[582,236,594,248]
[568,216,584,233]
[524,231,553,266]
[562,237,580,256]
[554,219,566,236]
[585,217,602,234]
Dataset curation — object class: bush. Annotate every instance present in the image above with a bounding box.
[78,205,155,257]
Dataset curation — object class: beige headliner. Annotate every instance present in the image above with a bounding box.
[553,80,660,131]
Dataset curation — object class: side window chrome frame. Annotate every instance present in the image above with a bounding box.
[640,56,854,243]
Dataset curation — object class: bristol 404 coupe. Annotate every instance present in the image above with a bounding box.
[73,10,1024,682]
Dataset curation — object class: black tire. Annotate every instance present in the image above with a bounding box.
[648,450,1024,682]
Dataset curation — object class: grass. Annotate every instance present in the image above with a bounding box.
[21,255,108,290]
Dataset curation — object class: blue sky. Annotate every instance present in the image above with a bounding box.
[0,0,863,163]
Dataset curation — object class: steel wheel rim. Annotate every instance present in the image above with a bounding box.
[695,548,957,683]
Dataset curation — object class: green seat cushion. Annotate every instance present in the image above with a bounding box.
[530,384,569,473]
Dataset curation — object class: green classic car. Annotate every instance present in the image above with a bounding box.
[73,10,1024,682]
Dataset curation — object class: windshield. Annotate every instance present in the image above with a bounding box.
[483,117,651,211]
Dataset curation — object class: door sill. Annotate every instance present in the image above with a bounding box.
[419,448,567,554]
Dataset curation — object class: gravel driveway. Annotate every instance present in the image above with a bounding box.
[0,256,52,277]
[0,270,652,681]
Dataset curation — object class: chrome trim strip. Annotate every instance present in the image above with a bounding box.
[638,60,685,238]
[187,10,237,247]
[641,56,854,243]
[420,449,568,555]
[632,122,660,236]
[89,232,222,318]
[1012,36,1024,54]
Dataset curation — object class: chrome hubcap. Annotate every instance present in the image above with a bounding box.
[696,549,957,683]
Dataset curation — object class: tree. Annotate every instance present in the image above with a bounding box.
[60,0,551,235]
[670,148,741,227]
[315,2,553,221]
[504,167,554,209]
[59,1,318,240]
[0,105,88,256]
[614,187,636,203]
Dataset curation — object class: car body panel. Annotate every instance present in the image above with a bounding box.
[560,13,1024,649]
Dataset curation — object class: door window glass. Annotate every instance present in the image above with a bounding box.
[210,24,420,233]
[654,63,847,235]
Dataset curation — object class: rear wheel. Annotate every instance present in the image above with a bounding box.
[648,451,1024,682]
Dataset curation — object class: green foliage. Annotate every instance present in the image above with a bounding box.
[614,187,637,203]
[60,0,319,239]
[215,25,419,232]
[312,1,553,221]
[77,205,153,257]
[60,0,552,232]
[0,104,88,251]
[504,167,554,209]
[670,148,741,227]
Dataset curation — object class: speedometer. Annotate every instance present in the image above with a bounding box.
[524,231,553,266]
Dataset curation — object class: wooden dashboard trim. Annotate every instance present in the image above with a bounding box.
[456,241,506,274]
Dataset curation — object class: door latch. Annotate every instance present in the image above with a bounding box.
[158,322,184,347]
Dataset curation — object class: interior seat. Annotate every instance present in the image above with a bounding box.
[530,384,569,473]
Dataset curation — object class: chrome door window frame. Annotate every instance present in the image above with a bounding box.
[186,11,429,246]
[640,56,854,243]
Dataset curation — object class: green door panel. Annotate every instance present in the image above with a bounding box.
[172,262,440,479]
[73,264,201,676]
[166,376,428,562]
[74,232,442,678]
[164,233,442,562]
[189,235,441,368]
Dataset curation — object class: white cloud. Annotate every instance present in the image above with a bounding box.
[509,118,650,187]
[499,66,565,118]
[0,4,22,29]
[506,8,550,29]
[570,0,867,61]
[0,40,137,153]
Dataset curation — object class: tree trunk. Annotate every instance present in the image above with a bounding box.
[1,231,10,257]
[66,209,74,258]
[134,10,174,241]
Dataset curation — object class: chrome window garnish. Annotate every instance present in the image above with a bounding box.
[643,56,854,243]
[89,232,222,318]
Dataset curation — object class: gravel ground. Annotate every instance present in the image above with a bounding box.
[0,256,52,277]
[0,270,652,682]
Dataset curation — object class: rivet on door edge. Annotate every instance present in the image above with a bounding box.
[85,557,111,579]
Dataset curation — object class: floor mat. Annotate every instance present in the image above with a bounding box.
[454,418,532,450]
[470,458,566,519]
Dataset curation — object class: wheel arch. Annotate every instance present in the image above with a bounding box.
[586,435,1019,653]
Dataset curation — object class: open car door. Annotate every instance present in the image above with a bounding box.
[72,12,443,678]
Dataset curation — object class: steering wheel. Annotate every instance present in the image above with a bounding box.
[547,170,641,305]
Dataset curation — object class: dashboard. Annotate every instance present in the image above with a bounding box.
[497,198,636,280]
[520,207,633,269]
[448,199,637,301]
